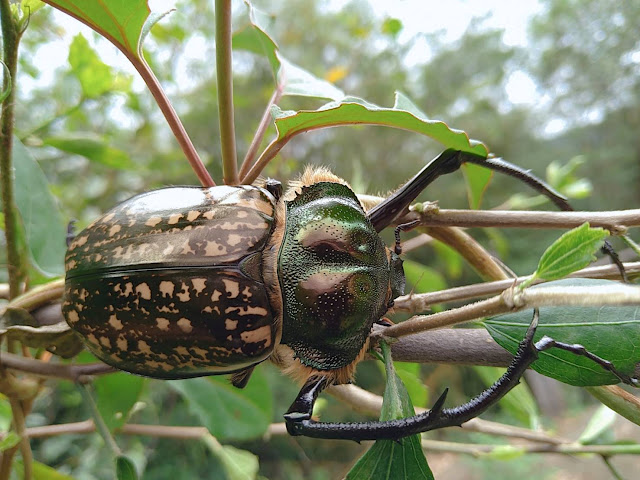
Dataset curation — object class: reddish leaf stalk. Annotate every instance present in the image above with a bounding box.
[39,1,215,187]
[239,85,283,183]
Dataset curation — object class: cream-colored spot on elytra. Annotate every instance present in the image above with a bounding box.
[177,317,193,333]
[227,234,242,246]
[113,282,133,297]
[109,314,124,330]
[236,210,248,218]
[202,210,215,220]
[156,317,170,331]
[186,210,201,222]
[159,281,175,297]
[168,213,183,225]
[99,336,112,348]
[175,346,189,356]
[203,306,212,313]
[162,243,174,255]
[192,347,208,359]
[176,283,191,302]
[158,305,179,314]
[66,259,77,270]
[204,240,227,256]
[66,310,79,324]
[243,305,268,316]
[79,289,89,301]
[135,283,152,300]
[241,325,271,346]
[109,224,122,236]
[87,333,99,345]
[222,279,240,298]
[93,253,102,262]
[191,278,206,295]
[74,235,88,247]
[225,319,238,330]
[211,290,221,302]
[137,340,152,354]
[117,336,128,351]
[101,213,116,223]
[146,216,162,227]
[241,286,252,300]
[181,240,196,255]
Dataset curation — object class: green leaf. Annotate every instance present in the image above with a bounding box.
[12,137,66,276]
[278,55,345,101]
[462,162,493,209]
[14,460,77,480]
[68,34,116,98]
[0,432,20,451]
[0,395,12,432]
[169,369,272,441]
[203,435,259,480]
[484,279,640,386]
[116,455,139,480]
[22,0,46,15]
[43,134,134,170]
[585,386,640,427]
[347,342,433,480]
[473,366,540,429]
[382,17,403,37]
[394,362,428,408]
[578,405,617,445]
[42,0,152,60]
[271,93,488,157]
[531,223,608,283]
[233,2,280,74]
[402,259,447,295]
[233,3,344,100]
[95,373,145,431]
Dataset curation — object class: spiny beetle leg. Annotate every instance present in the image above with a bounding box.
[534,336,638,386]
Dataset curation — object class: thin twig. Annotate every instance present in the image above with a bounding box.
[0,352,115,381]
[393,262,639,313]
[384,282,640,338]
[411,208,640,233]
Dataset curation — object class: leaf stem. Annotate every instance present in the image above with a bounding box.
[239,86,283,182]
[215,0,238,185]
[77,383,122,456]
[0,0,25,300]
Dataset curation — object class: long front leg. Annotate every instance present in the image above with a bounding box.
[283,310,637,441]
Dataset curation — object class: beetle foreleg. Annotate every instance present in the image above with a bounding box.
[283,309,637,440]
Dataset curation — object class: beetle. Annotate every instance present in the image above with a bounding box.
[63,149,635,441]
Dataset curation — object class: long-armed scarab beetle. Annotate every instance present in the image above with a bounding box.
[63,149,636,441]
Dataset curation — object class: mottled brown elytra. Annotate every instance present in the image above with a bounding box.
[64,150,635,440]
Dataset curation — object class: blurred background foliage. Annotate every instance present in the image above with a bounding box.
[4,0,640,478]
